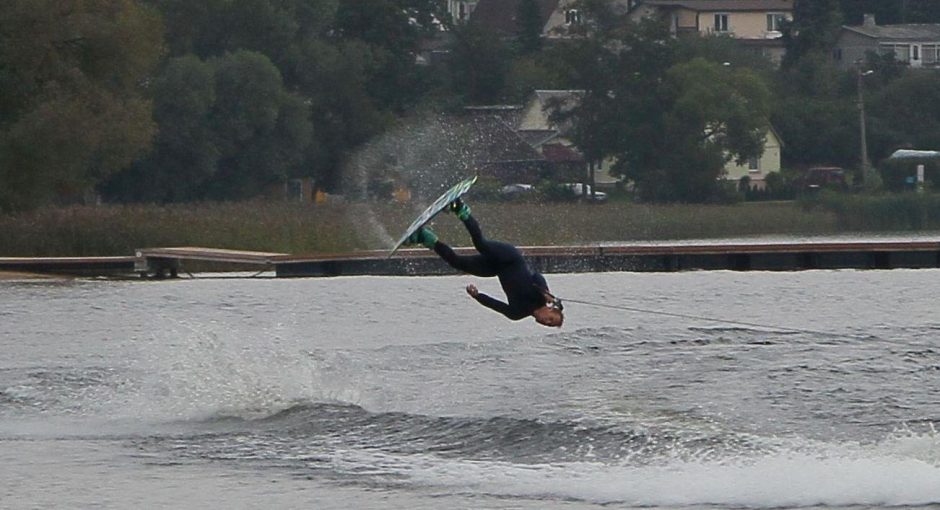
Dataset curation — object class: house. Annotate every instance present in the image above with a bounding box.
[453,0,635,40]
[630,0,793,64]
[722,126,784,189]
[834,14,940,70]
[437,109,560,185]
[516,90,621,188]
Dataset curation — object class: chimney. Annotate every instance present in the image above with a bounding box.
[863,13,876,27]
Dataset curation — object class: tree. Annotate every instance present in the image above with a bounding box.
[103,51,313,202]
[0,0,163,211]
[448,23,512,104]
[869,71,940,157]
[206,51,312,199]
[629,58,771,202]
[516,0,543,54]
[782,0,843,68]
[101,55,219,202]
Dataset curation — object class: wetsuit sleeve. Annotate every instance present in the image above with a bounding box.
[532,272,548,293]
[473,293,530,321]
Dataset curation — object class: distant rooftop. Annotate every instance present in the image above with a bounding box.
[844,23,940,41]
[641,0,793,11]
[470,0,559,36]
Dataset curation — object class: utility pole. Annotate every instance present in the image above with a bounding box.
[857,65,873,186]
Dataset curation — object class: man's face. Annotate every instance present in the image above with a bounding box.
[534,307,563,327]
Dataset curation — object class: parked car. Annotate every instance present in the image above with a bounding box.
[563,183,608,202]
[499,183,535,196]
[801,167,848,191]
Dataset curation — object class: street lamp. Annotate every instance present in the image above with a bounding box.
[857,66,874,187]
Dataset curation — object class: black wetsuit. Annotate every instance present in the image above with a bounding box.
[433,215,549,320]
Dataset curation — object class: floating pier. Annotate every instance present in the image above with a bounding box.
[275,241,940,277]
[3,241,940,279]
[0,256,135,276]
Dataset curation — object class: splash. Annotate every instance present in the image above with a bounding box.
[341,109,513,247]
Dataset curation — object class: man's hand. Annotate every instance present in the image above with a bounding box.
[466,284,479,298]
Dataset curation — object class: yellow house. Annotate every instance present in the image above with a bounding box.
[516,90,621,188]
[630,0,793,64]
[723,126,783,189]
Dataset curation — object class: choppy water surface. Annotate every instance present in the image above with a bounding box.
[3,270,940,509]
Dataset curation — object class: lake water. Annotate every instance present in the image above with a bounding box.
[2,270,940,509]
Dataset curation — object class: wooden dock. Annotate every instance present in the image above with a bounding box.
[0,256,135,276]
[134,247,287,278]
[274,241,940,277]
[4,241,940,278]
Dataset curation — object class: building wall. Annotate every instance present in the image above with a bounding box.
[544,0,578,36]
[695,10,788,39]
[724,128,782,187]
[834,30,878,69]
[633,6,790,40]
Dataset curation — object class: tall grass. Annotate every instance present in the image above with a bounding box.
[0,199,855,257]
[812,192,940,231]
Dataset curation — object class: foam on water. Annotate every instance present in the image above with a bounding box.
[370,431,940,507]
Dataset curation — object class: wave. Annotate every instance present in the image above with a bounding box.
[399,441,940,507]
[152,404,940,508]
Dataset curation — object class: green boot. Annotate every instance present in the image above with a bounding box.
[450,198,471,221]
[406,227,438,249]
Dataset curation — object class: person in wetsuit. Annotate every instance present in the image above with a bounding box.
[405,199,564,328]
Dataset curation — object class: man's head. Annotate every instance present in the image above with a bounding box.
[533,305,564,327]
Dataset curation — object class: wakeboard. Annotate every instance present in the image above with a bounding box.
[388,175,478,257]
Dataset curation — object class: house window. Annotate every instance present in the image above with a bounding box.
[566,9,582,25]
[714,13,729,33]
[767,13,787,32]
[748,157,760,171]
[880,43,915,62]
[924,44,939,65]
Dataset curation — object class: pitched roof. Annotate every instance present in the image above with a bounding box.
[843,23,940,41]
[517,129,560,147]
[470,0,560,36]
[641,0,793,12]
[542,143,584,162]
[445,114,545,165]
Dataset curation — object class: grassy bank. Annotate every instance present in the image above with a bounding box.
[0,199,864,257]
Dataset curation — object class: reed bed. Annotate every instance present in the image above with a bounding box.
[0,199,862,257]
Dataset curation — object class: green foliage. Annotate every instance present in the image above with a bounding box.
[782,0,843,68]
[870,71,940,153]
[547,11,773,203]
[772,54,859,169]
[879,157,940,192]
[448,23,512,104]
[516,0,544,54]
[0,0,163,212]
[676,35,776,78]
[103,51,312,202]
